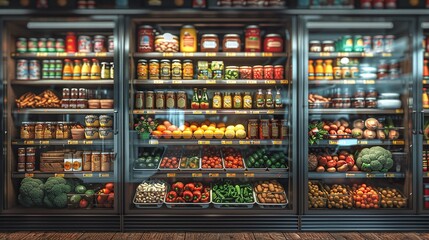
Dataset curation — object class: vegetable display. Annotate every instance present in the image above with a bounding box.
[356,146,393,173]
[212,181,253,203]
[43,177,72,208]
[352,183,380,209]
[308,181,326,209]
[309,149,356,173]
[159,147,182,169]
[201,146,223,169]
[166,181,210,203]
[134,148,163,169]
[180,147,200,169]
[134,180,167,204]
[68,182,114,209]
[324,184,353,209]
[18,178,45,208]
[222,147,245,169]
[308,121,329,145]
[95,182,115,208]
[246,148,287,169]
[378,187,407,208]
[254,180,287,204]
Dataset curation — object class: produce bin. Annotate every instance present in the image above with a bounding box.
[67,193,94,209]
[308,181,327,209]
[201,146,225,171]
[157,146,183,171]
[221,147,247,171]
[179,146,201,171]
[211,181,255,209]
[133,147,166,171]
[133,180,167,208]
[377,186,408,208]
[323,184,353,209]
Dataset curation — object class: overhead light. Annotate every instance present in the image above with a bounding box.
[27,22,115,29]
[308,22,394,29]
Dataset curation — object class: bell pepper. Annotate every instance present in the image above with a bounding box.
[194,182,203,191]
[203,186,210,193]
[201,192,210,203]
[172,182,184,194]
[184,183,195,191]
[183,190,193,202]
[192,190,202,203]
[176,197,185,203]
[166,191,177,202]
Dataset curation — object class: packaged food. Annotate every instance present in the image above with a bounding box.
[264,34,283,52]
[64,153,73,172]
[88,99,101,109]
[239,66,252,79]
[91,151,101,171]
[146,91,154,109]
[166,91,176,109]
[245,25,261,52]
[135,91,144,109]
[99,127,113,139]
[100,99,114,109]
[177,91,187,109]
[274,65,284,80]
[211,61,224,79]
[253,65,263,80]
[101,152,111,172]
[182,60,194,79]
[198,61,210,80]
[85,127,99,139]
[85,115,100,127]
[138,25,154,53]
[223,34,241,52]
[309,40,321,52]
[264,65,274,80]
[154,34,179,53]
[201,34,219,52]
[171,59,182,80]
[155,91,165,109]
[82,151,92,171]
[93,35,106,53]
[78,35,92,53]
[16,38,27,53]
[243,92,252,109]
[322,40,335,52]
[160,59,171,80]
[72,153,83,171]
[100,115,113,127]
[225,66,239,80]
[21,122,35,139]
[180,25,197,52]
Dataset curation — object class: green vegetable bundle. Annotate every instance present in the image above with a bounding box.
[356,146,394,173]
[212,181,254,203]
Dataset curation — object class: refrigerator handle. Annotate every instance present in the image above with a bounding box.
[421,110,425,135]
[114,110,119,135]
[413,110,417,134]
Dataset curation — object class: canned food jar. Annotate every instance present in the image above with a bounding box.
[177,91,187,109]
[366,97,377,108]
[47,38,56,52]
[160,59,171,80]
[146,91,155,109]
[78,35,92,53]
[171,59,182,79]
[16,59,29,80]
[149,59,160,80]
[16,38,27,53]
[280,119,288,139]
[56,38,65,52]
[309,40,321,52]
[225,66,239,80]
[352,98,366,108]
[18,148,26,155]
[101,152,111,171]
[137,59,148,80]
[29,60,40,80]
[253,65,263,80]
[108,36,114,52]
[38,38,47,52]
[373,35,384,53]
[245,25,261,52]
[61,99,70,109]
[138,25,154,53]
[166,91,176,109]
[259,119,271,139]
[182,60,194,79]
[264,34,283,52]
[274,65,284,80]
[239,66,252,79]
[264,65,274,80]
[18,154,26,164]
[322,40,335,52]
[43,122,55,139]
[93,35,106,53]
[200,34,219,52]
[223,34,241,52]
[135,91,144,109]
[77,99,88,109]
[154,34,179,53]
[155,91,165,109]
[180,25,197,53]
[384,35,395,52]
[91,151,101,171]
[341,66,351,79]
[247,119,259,139]
[342,35,353,52]
[271,119,279,139]
[69,99,77,109]
[363,36,372,52]
[28,38,38,52]
[353,35,363,52]
[333,67,342,80]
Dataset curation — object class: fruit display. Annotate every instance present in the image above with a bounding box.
[323,184,353,209]
[166,181,210,204]
[16,90,61,108]
[134,148,164,170]
[308,181,327,209]
[212,181,254,204]
[308,149,356,173]
[201,146,223,169]
[94,182,115,208]
[133,180,167,205]
[356,146,393,173]
[180,147,200,169]
[245,148,288,169]
[352,183,380,209]
[68,183,113,209]
[158,147,182,170]
[253,180,287,205]
[222,147,245,169]
[377,186,407,208]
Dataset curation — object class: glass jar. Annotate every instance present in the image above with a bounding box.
[233,92,242,109]
[18,148,26,155]
[366,88,378,98]
[352,98,366,108]
[280,119,288,139]
[160,59,171,80]
[91,151,101,171]
[212,92,222,109]
[177,91,187,109]
[61,99,70,109]
[101,152,111,172]
[201,34,219,52]
[247,119,259,139]
[82,151,92,171]
[225,66,239,80]
[77,99,88,109]
[309,40,322,52]
[182,60,194,80]
[166,91,176,109]
[35,122,44,139]
[264,65,274,80]
[21,122,34,139]
[253,65,263,80]
[264,34,283,52]
[171,59,182,80]
[63,88,70,99]
[243,92,252,109]
[223,92,232,109]
[256,89,265,108]
[331,98,343,108]
[137,59,148,80]
[180,25,197,53]
[343,98,351,108]
[154,34,179,53]
[245,25,261,52]
[239,66,252,79]
[155,91,165,109]
[259,119,271,139]
[93,35,106,53]
[146,91,154,109]
[271,119,279,139]
[274,65,284,80]
[366,97,377,108]
[223,34,241,52]
[43,122,55,139]
[322,40,335,52]
[149,59,160,80]
[354,88,366,98]
[135,91,144,109]
[138,25,154,53]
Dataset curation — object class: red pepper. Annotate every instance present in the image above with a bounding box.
[183,190,193,202]
[176,197,185,203]
[201,192,210,203]
[192,190,202,203]
[172,182,184,194]
[184,183,195,191]
[194,182,203,191]
[166,191,177,202]
[203,186,210,193]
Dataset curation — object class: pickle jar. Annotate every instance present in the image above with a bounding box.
[155,91,165,109]
[182,60,194,80]
[171,59,182,80]
[176,91,187,109]
[135,91,144,109]
[160,59,171,80]
[145,91,154,109]
[166,91,176,109]
[137,59,148,80]
[243,92,252,109]
[212,92,222,109]
[233,92,242,109]
[149,59,160,80]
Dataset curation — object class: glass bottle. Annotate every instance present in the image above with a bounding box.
[191,88,200,109]
[90,59,101,80]
[243,92,252,109]
[72,59,81,80]
[212,92,222,109]
[110,62,114,79]
[256,89,265,109]
[265,89,274,108]
[324,60,333,80]
[200,88,209,109]
[424,88,429,109]
[80,58,91,80]
[233,92,242,109]
[315,59,324,80]
[425,60,429,78]
[308,60,315,80]
[101,62,110,79]
[275,89,283,109]
[62,59,73,80]
[223,92,232,109]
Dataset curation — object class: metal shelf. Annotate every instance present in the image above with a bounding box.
[309,109,403,114]
[12,172,114,181]
[132,170,289,180]
[132,79,288,86]
[308,79,403,85]
[11,139,114,146]
[133,52,287,58]
[311,139,405,146]
[13,109,115,115]
[11,79,114,86]
[132,109,287,115]
[308,172,405,179]
[11,52,114,59]
[135,139,287,146]
[308,52,397,58]
[422,109,429,114]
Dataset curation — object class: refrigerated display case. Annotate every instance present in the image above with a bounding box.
[299,16,418,230]
[123,13,298,231]
[0,16,121,230]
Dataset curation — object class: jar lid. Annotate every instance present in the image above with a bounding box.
[239,66,251,69]
[149,59,159,62]
[136,91,144,93]
[224,34,240,38]
[92,151,101,154]
[101,151,111,154]
[94,35,105,39]
[138,59,147,63]
[214,92,221,95]
[265,33,281,38]
[172,59,181,62]
[181,25,195,29]
[177,91,186,93]
[366,97,377,100]
[183,60,192,63]
[161,59,170,63]
[166,91,175,94]
[202,34,218,38]
[85,115,98,118]
[309,40,321,44]
[83,151,92,154]
[108,35,114,39]
[353,98,365,100]
[48,37,55,40]
[226,66,238,69]
[156,90,164,93]
[29,38,38,40]
[139,25,153,29]
[274,65,284,68]
[322,40,334,44]
[264,65,274,67]
[147,91,154,93]
[253,65,263,68]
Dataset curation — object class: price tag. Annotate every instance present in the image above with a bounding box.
[25,173,34,177]
[251,111,260,114]
[226,173,236,178]
[239,140,251,145]
[358,140,368,145]
[57,53,67,57]
[206,80,216,84]
[226,80,237,84]
[338,52,349,57]
[385,173,395,178]
[163,53,174,57]
[329,140,338,145]
[280,80,288,84]
[252,140,261,145]
[272,140,282,145]
[149,139,159,145]
[221,140,233,145]
[393,140,405,145]
[76,53,86,57]
[366,173,376,178]
[209,173,219,177]
[364,80,375,84]
[244,172,255,178]
[234,110,248,114]
[24,140,34,145]
[99,173,110,178]
[262,52,273,57]
[167,173,176,178]
[154,80,164,84]
[264,80,276,84]
[245,52,256,57]
[68,140,79,145]
[382,53,392,57]
[226,52,236,57]
[83,140,93,145]
[36,52,48,57]
[365,53,374,57]
[246,80,257,84]
[206,110,217,114]
[55,173,65,177]
[192,110,203,114]
[183,53,194,57]
[95,52,107,57]
[83,173,93,178]
[172,80,183,84]
[345,173,356,178]
[344,80,356,84]
[198,140,210,145]
[40,140,49,145]
[145,110,156,114]
[192,173,203,178]
[395,109,403,114]
[206,52,216,57]
[320,52,331,57]
[267,110,274,114]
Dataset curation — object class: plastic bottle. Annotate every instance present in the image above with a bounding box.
[324,60,333,80]
[62,59,73,80]
[81,58,90,80]
[73,60,81,80]
[90,59,101,80]
[315,59,324,80]
[424,60,429,79]
[308,60,315,80]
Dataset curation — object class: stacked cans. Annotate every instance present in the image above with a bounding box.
[16,60,40,80]
[16,37,65,53]
[17,147,36,173]
[42,60,63,79]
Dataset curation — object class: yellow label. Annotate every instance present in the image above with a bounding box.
[209,173,219,177]
[393,140,405,145]
[172,80,183,84]
[358,140,368,145]
[226,80,237,84]
[344,80,356,84]
[24,140,34,145]
[192,173,203,178]
[246,80,257,84]
[272,140,282,145]
[68,140,78,145]
[83,173,93,178]
[206,80,216,84]
[55,173,65,177]
[338,52,349,57]
[280,80,289,84]
[385,173,395,178]
[239,140,251,145]
[206,52,216,57]
[365,52,374,57]
[198,140,210,145]
[183,53,194,57]
[83,140,93,145]
[226,52,236,57]
[226,173,236,178]
[264,80,276,84]
[364,80,375,84]
[36,52,48,57]
[205,110,217,114]
[167,173,176,178]
[329,140,338,145]
[75,52,86,57]
[40,140,49,145]
[267,110,274,114]
[366,173,376,178]
[149,139,159,145]
[163,53,174,57]
[221,140,233,145]
[262,52,273,57]
[244,172,255,178]
[245,52,256,57]
[395,109,403,113]
[320,52,331,57]
[235,110,248,114]
[57,53,67,57]
[192,110,203,114]
[99,173,110,178]
[252,140,261,145]
[345,173,356,178]
[154,80,164,84]
[382,53,392,57]
[95,52,107,57]
[25,173,34,177]
[251,111,260,114]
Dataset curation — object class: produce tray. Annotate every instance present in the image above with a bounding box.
[222,147,247,172]
[253,190,288,208]
[94,193,114,209]
[67,193,94,209]
[200,146,225,171]
[133,147,166,171]
[157,146,183,171]
[322,184,353,209]
[376,186,408,209]
[178,146,201,171]
[164,183,211,208]
[308,181,328,209]
[244,148,289,171]
[211,182,255,209]
[133,180,167,208]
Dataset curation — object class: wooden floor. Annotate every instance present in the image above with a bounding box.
[0,232,427,240]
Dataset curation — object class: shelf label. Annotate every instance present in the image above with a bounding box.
[320,52,331,57]
[246,80,257,84]
[163,53,174,57]
[83,140,93,145]
[192,110,203,114]
[36,52,48,57]
[358,140,368,145]
[226,80,237,84]
[364,80,375,84]
[385,173,396,178]
[226,52,236,57]
[40,140,49,145]
[252,140,261,145]
[24,140,34,145]
[83,173,93,178]
[95,52,107,57]
[221,140,233,145]
[205,110,217,114]
[192,173,203,178]
[365,53,374,57]
[209,173,219,177]
[172,80,183,84]
[99,173,110,178]
[262,52,273,57]
[245,52,256,57]
[145,110,156,114]
[251,111,260,114]
[393,140,405,145]
[329,140,338,145]
[25,173,34,178]
[395,109,403,114]
[382,53,392,57]
[264,80,276,84]
[149,139,159,145]
[153,80,164,84]
[75,53,86,57]
[267,110,275,114]
[57,53,67,57]
[244,172,255,178]
[68,140,79,145]
[183,53,194,57]
[280,80,289,84]
[226,173,236,178]
[272,140,282,145]
[343,80,356,84]
[234,110,248,114]
[206,80,216,84]
[198,140,210,145]
[337,52,349,57]
[366,173,376,178]
[345,173,356,178]
[167,173,176,178]
[239,140,251,145]
[55,173,65,177]
[206,52,216,57]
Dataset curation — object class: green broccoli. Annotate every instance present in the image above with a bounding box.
[377,155,387,165]
[356,157,363,168]
[369,160,382,171]
[384,158,394,170]
[361,155,371,164]
[360,148,370,157]
[357,146,394,172]
[18,178,44,207]
[43,177,71,208]
[361,163,371,172]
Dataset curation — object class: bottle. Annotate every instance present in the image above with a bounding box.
[256,89,265,109]
[72,59,81,80]
[212,92,222,109]
[233,92,242,109]
[90,59,101,80]
[191,88,200,109]
[110,62,114,79]
[223,92,232,109]
[101,62,110,79]
[62,59,73,80]
[324,60,333,80]
[265,89,274,108]
[315,59,324,80]
[424,88,429,109]
[308,60,315,80]
[243,92,252,109]
[66,32,76,53]
[200,88,209,109]
[275,89,283,109]
[424,60,429,79]
[80,58,90,80]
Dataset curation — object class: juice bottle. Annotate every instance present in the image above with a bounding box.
[315,59,324,80]
[62,59,73,80]
[90,59,101,80]
[200,88,209,109]
[424,88,429,109]
[424,60,429,79]
[275,89,283,109]
[191,88,200,109]
[255,89,265,109]
[324,60,333,80]
[265,89,274,108]
[73,59,81,80]
[308,60,315,80]
[81,58,90,80]
[223,92,232,109]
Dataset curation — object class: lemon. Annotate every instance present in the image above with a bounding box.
[201,124,208,131]
[235,129,246,139]
[225,129,235,139]
[182,130,193,139]
[204,130,214,139]
[234,124,245,132]
[214,130,225,139]
[193,129,204,139]
[226,125,235,131]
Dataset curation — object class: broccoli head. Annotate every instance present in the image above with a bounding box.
[384,158,394,170]
[43,177,71,208]
[370,160,382,171]
[377,155,387,165]
[361,155,371,164]
[18,178,44,208]
[361,163,372,172]
[359,148,370,157]
[358,146,394,172]
[356,157,363,168]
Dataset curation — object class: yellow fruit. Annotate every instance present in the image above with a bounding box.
[184,127,191,132]
[217,123,226,128]
[182,130,193,139]
[219,127,226,132]
[190,124,198,132]
[172,130,182,139]
[194,129,204,139]
[214,130,224,139]
[226,125,235,131]
[201,124,208,131]
[225,129,235,139]
[235,129,246,139]
[207,126,216,132]
[234,124,245,132]
[204,130,214,139]
[163,130,172,139]
[209,123,216,127]
[168,125,178,131]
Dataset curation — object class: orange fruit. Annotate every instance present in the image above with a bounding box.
[172,130,182,139]
[157,125,167,132]
[190,124,198,132]
[163,121,172,128]
[168,125,177,131]
[151,130,163,138]
[204,130,214,139]
[182,130,193,139]
[163,130,172,139]
[201,124,208,131]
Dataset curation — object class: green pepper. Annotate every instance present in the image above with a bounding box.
[215,190,225,200]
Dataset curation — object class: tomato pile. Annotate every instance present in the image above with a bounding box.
[222,147,244,169]
[352,183,380,209]
[201,146,223,169]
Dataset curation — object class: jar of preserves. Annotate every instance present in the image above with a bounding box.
[256,89,265,108]
[352,98,366,108]
[264,65,274,80]
[245,25,261,52]
[26,147,36,154]
[138,25,154,53]
[82,151,92,171]
[212,92,222,109]
[91,151,101,171]
[322,40,335,52]
[265,88,274,108]
[61,99,70,109]
[271,119,279,139]
[17,163,25,172]
[182,60,194,79]
[160,59,171,80]
[135,91,144,109]
[253,65,263,80]
[43,122,55,139]
[21,122,34,139]
[35,122,44,139]
[101,62,110,79]
[223,34,241,52]
[108,36,114,52]
[366,97,377,108]
[248,119,259,139]
[77,99,88,109]
[201,34,219,52]
[223,92,232,109]
[243,92,252,109]
[280,119,288,139]
[366,88,378,98]
[354,88,366,98]
[146,91,154,109]
[18,148,26,155]
[154,34,179,53]
[309,40,322,52]
[237,66,251,79]
[155,91,165,109]
[264,34,283,52]
[69,99,77,109]
[26,162,35,172]
[331,98,343,108]
[259,119,271,139]
[171,59,182,79]
[343,98,351,108]
[18,154,26,164]
[149,59,160,80]
[233,92,242,109]
[101,152,111,172]
[137,59,148,80]
[274,65,284,80]
[166,91,176,109]
[93,35,106,53]
[177,91,187,109]
[26,153,36,164]
[180,25,197,52]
